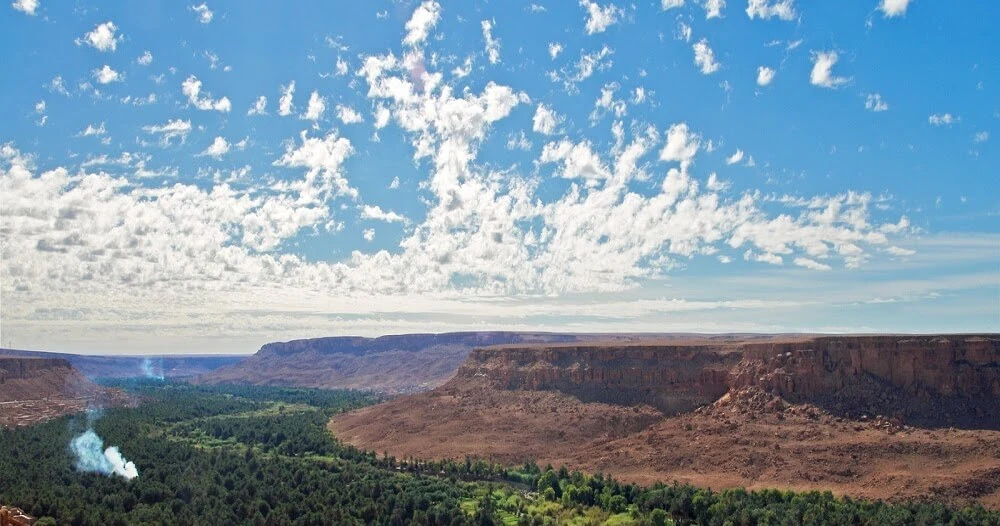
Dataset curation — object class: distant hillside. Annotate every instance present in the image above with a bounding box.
[0,349,244,380]
[0,357,130,426]
[196,332,712,393]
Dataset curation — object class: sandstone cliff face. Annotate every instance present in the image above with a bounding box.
[455,335,1000,424]
[0,357,73,383]
[0,357,106,403]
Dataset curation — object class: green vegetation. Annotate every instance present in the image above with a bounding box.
[1,382,997,525]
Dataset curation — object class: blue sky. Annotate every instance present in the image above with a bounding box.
[1,0,997,354]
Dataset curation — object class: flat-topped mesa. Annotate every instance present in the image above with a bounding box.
[457,335,1000,422]
[459,343,744,414]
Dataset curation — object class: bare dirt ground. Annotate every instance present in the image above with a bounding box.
[331,378,1000,508]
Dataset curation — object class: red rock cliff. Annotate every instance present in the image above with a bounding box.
[456,335,1000,422]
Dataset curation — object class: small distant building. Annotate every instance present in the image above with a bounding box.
[0,505,36,526]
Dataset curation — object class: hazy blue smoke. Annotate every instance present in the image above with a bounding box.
[141,357,164,380]
[70,429,139,480]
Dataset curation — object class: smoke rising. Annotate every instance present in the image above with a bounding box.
[70,426,138,480]
[141,357,164,380]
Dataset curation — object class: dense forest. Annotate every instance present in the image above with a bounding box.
[1,382,997,525]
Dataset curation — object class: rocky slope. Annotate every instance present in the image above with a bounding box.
[332,334,1000,506]
[0,357,129,426]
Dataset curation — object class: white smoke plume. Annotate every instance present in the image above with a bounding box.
[140,357,164,380]
[70,416,139,481]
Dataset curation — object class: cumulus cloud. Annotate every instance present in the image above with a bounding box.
[302,91,326,122]
[662,0,684,9]
[337,104,363,124]
[554,45,614,91]
[879,0,911,17]
[278,81,295,116]
[692,39,720,74]
[142,119,192,145]
[540,139,611,184]
[481,20,500,64]
[181,75,232,112]
[725,149,744,165]
[793,257,831,271]
[532,104,560,135]
[756,66,775,86]
[548,42,563,60]
[137,51,153,66]
[77,21,121,52]
[247,95,267,116]
[198,136,230,159]
[928,113,958,126]
[580,0,622,35]
[273,130,356,201]
[973,131,989,143]
[78,122,106,137]
[11,0,37,15]
[810,51,849,89]
[403,0,441,47]
[361,205,408,224]
[745,0,796,20]
[190,3,213,23]
[93,65,122,84]
[704,0,725,18]
[865,93,888,112]
[660,123,700,164]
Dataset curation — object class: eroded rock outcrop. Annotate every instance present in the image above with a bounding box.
[456,335,1000,425]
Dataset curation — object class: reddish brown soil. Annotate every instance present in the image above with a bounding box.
[0,357,130,426]
[331,376,1000,508]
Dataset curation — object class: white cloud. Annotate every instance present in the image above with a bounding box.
[143,119,192,145]
[580,0,622,35]
[248,95,268,116]
[725,149,744,165]
[793,257,832,271]
[335,56,349,76]
[302,90,326,121]
[507,131,533,151]
[756,66,775,86]
[745,0,796,20]
[885,245,916,256]
[77,21,121,52]
[182,75,232,112]
[692,39,720,74]
[452,56,473,78]
[273,130,356,201]
[549,46,614,93]
[928,113,958,126]
[403,0,441,47]
[48,76,69,96]
[660,122,700,164]
[388,176,400,189]
[973,131,989,143]
[336,104,363,124]
[190,3,213,23]
[363,228,376,241]
[137,51,153,66]
[548,42,563,60]
[361,205,408,224]
[865,93,888,112]
[676,22,692,42]
[540,139,611,183]
[278,81,295,116]
[78,122,106,137]
[93,65,122,84]
[590,82,627,122]
[33,100,46,127]
[533,104,561,135]
[810,51,849,89]
[879,0,911,18]
[481,20,501,64]
[662,0,684,9]
[704,0,725,18]
[198,136,230,159]
[11,0,37,15]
